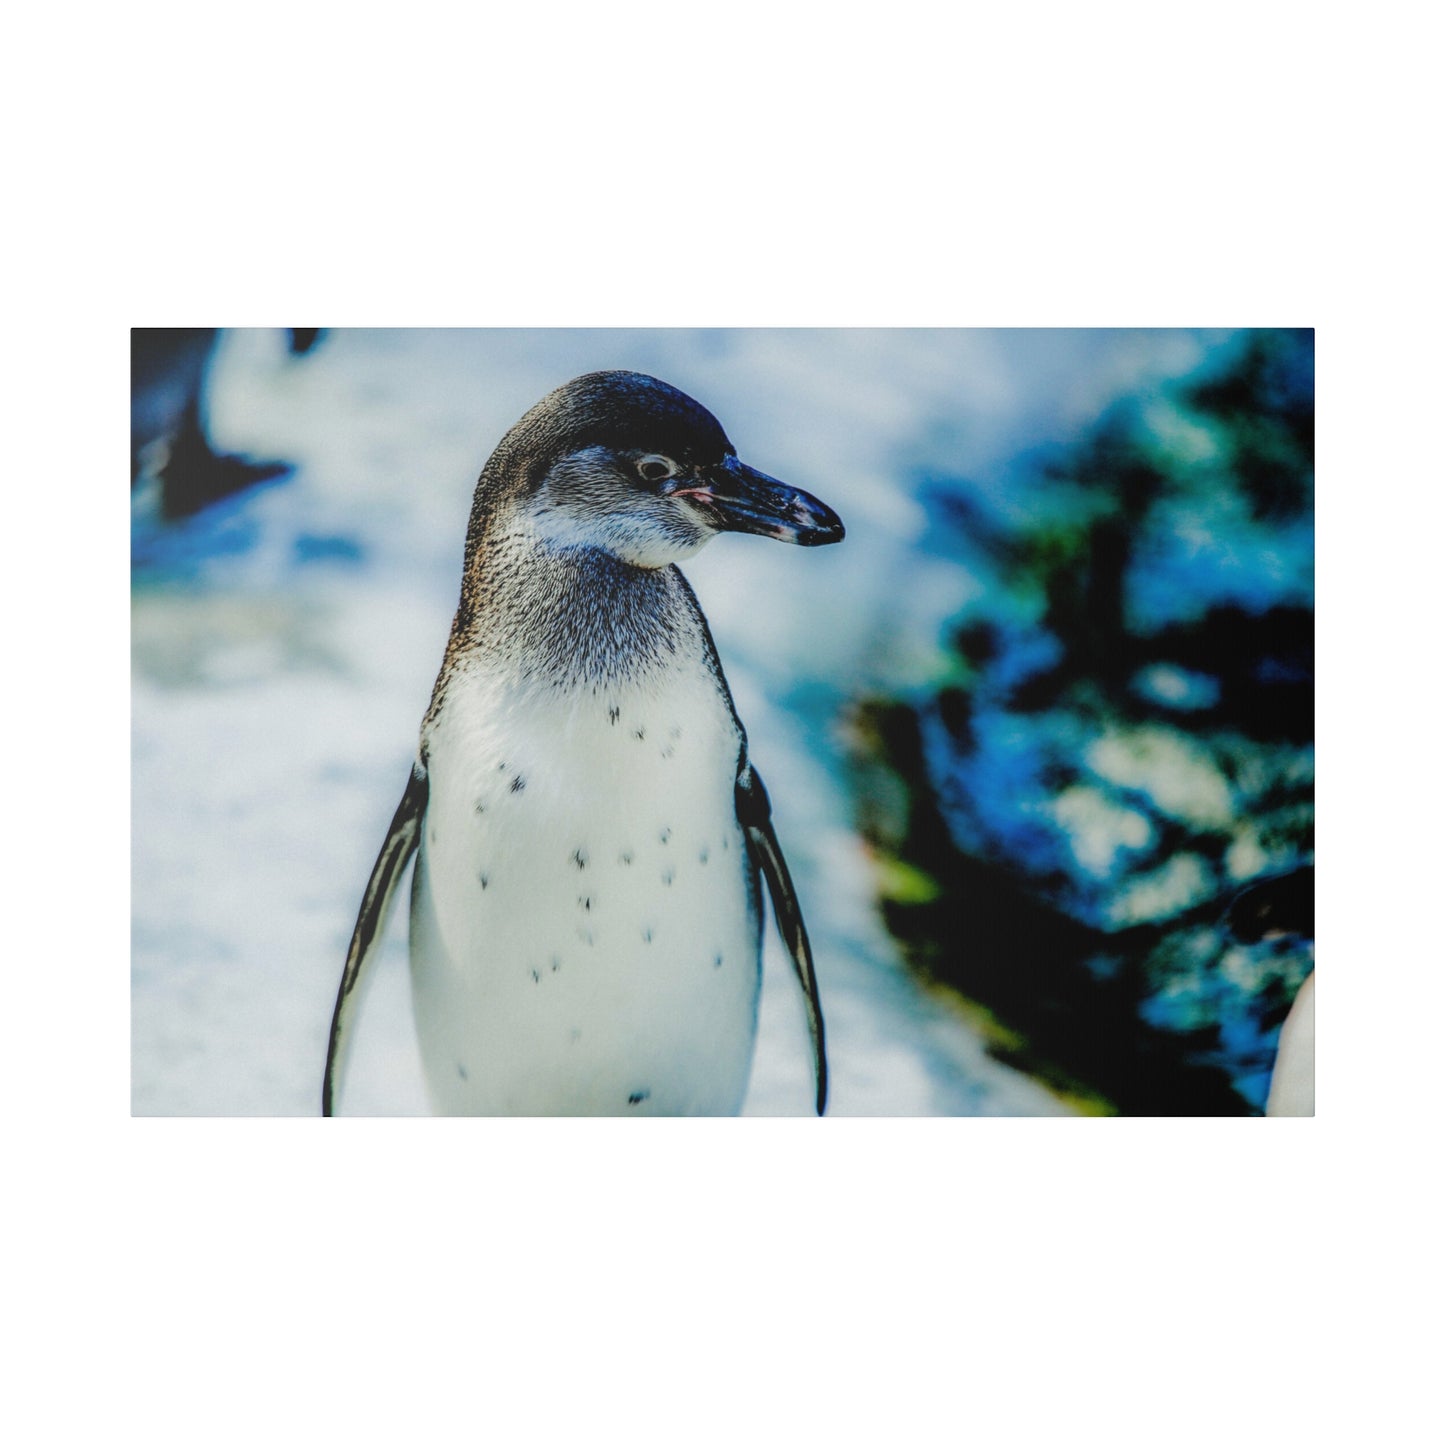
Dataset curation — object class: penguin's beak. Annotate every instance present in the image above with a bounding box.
[668,455,845,547]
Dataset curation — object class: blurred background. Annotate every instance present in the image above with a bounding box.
[131,327,1314,1116]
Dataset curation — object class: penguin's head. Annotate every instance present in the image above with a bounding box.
[483,371,844,569]
[1223,866,1315,943]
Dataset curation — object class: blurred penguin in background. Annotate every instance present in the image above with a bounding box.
[1226,867,1314,1116]
[130,327,323,520]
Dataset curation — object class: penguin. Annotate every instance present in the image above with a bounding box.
[130,328,320,519]
[1225,867,1315,1117]
[323,371,843,1116]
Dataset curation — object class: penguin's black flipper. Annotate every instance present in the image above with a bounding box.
[737,763,828,1115]
[323,764,429,1115]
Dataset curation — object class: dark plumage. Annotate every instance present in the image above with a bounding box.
[1224,866,1315,943]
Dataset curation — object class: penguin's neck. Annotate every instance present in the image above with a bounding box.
[447,523,703,693]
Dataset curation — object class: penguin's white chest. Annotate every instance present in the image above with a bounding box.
[410,659,761,1114]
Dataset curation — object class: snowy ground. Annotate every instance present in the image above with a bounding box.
[131,327,1226,1115]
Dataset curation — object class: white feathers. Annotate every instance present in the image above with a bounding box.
[411,652,762,1115]
[530,447,714,570]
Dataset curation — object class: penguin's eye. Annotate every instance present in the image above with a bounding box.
[636,455,678,484]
